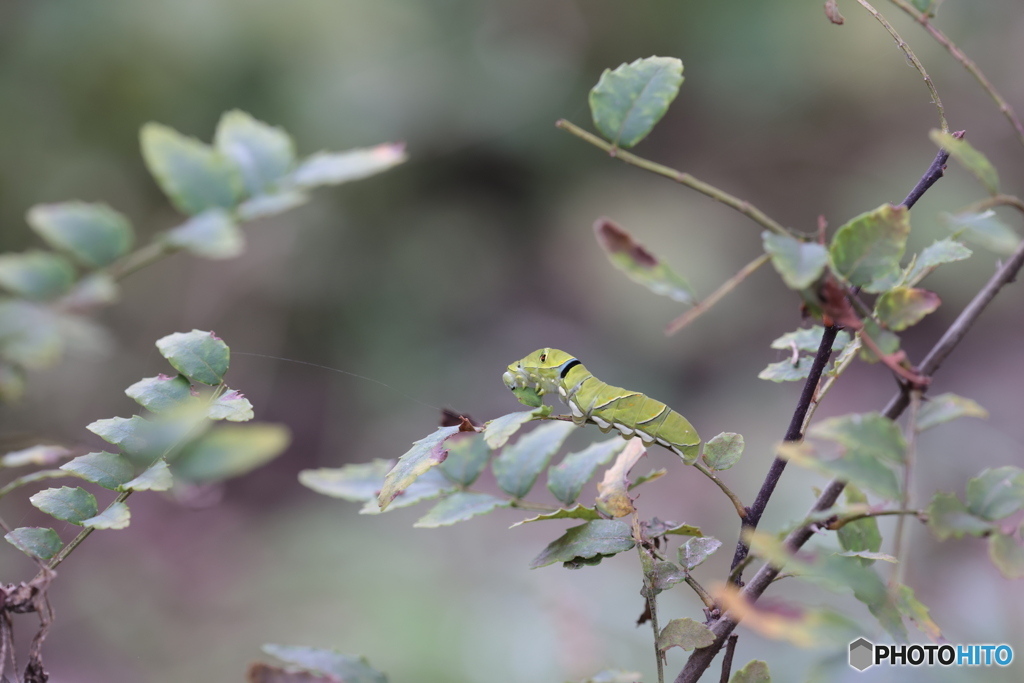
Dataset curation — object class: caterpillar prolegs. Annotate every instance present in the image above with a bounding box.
[502,348,701,464]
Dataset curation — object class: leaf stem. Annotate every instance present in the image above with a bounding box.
[0,470,72,500]
[892,390,921,585]
[693,463,747,520]
[106,241,171,281]
[556,119,792,237]
[48,490,132,570]
[855,0,948,133]
[665,254,771,335]
[828,508,926,529]
[509,499,559,513]
[684,575,716,611]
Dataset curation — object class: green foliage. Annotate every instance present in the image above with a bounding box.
[930,130,999,195]
[438,434,490,486]
[905,238,972,285]
[529,520,635,569]
[763,232,828,290]
[60,452,134,490]
[493,421,576,498]
[162,209,244,260]
[29,486,98,525]
[988,527,1024,579]
[829,204,910,291]
[679,536,722,571]
[483,406,550,448]
[141,122,244,214]
[836,485,882,562]
[3,527,63,560]
[874,287,940,331]
[155,329,230,385]
[27,202,133,268]
[510,505,602,527]
[414,492,510,528]
[589,56,684,148]
[943,209,1021,255]
[377,425,463,510]
[916,393,987,431]
[261,644,387,683]
[657,618,716,652]
[730,660,771,683]
[594,218,695,303]
[702,432,744,471]
[0,251,75,301]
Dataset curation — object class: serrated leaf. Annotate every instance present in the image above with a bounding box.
[237,190,310,221]
[875,287,941,331]
[658,618,716,652]
[529,519,635,569]
[361,468,456,514]
[29,486,98,525]
[836,485,881,561]
[547,437,626,505]
[298,460,391,501]
[594,218,694,303]
[905,238,972,285]
[763,232,828,290]
[414,492,511,528]
[894,584,942,640]
[989,529,1024,579]
[292,143,407,188]
[493,421,576,499]
[26,202,133,268]
[965,466,1024,521]
[629,468,667,489]
[155,329,230,385]
[927,491,993,540]
[60,451,134,490]
[439,433,490,486]
[0,300,62,369]
[207,390,254,422]
[262,644,387,683]
[916,393,988,431]
[0,250,75,300]
[648,518,703,538]
[758,356,813,383]
[483,407,550,449]
[1,445,70,468]
[829,204,910,290]
[125,374,195,413]
[510,504,601,528]
[702,432,744,471]
[730,660,771,683]
[809,413,905,466]
[140,122,242,214]
[779,441,901,501]
[4,527,63,560]
[770,326,850,353]
[594,438,646,517]
[589,56,684,148]
[377,426,462,509]
[679,536,722,570]
[930,130,999,195]
[83,501,130,530]
[172,423,290,484]
[123,460,173,491]
[943,209,1021,256]
[162,209,245,260]
[214,110,296,196]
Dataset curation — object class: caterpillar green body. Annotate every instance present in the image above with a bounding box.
[503,348,701,463]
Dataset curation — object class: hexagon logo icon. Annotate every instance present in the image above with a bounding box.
[849,638,874,671]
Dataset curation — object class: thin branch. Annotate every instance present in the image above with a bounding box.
[893,389,921,585]
[555,119,792,237]
[48,490,131,570]
[693,463,747,520]
[899,135,963,209]
[105,241,170,281]
[888,0,1024,149]
[855,0,948,133]
[828,508,926,530]
[718,635,738,683]
[666,254,771,335]
[674,229,1024,683]
[683,575,716,611]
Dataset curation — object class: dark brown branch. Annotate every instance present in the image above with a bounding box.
[899,131,963,209]
[674,233,1024,683]
[718,635,738,683]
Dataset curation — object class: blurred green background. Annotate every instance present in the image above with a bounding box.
[1,0,1023,681]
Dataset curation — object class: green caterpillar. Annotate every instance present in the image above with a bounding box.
[503,348,701,463]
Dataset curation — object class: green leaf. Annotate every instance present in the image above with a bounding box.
[0,250,75,300]
[702,432,744,471]
[511,385,543,408]
[214,110,296,196]
[547,437,626,505]
[83,501,131,530]
[730,660,771,683]
[758,356,813,383]
[943,209,1021,256]
[629,468,667,489]
[361,468,456,514]
[829,204,910,290]
[87,415,181,464]
[589,56,684,148]
[493,422,576,498]
[172,423,290,484]
[779,442,901,501]
[155,329,230,385]
[292,143,407,188]
[262,644,387,683]
[965,466,1024,521]
[298,460,390,501]
[657,618,716,652]
[836,485,882,561]
[483,407,550,449]
[763,232,828,290]
[125,374,195,413]
[162,209,245,260]
[1,444,70,468]
[857,318,901,364]
[916,393,988,431]
[140,122,242,214]
[648,518,703,537]
[926,491,993,540]
[679,536,722,570]
[207,390,254,422]
[4,527,63,560]
[989,528,1024,579]
[413,492,511,528]
[60,272,119,310]
[60,451,134,490]
[377,425,462,509]
[648,561,687,595]
[837,551,897,563]
[439,433,490,486]
[529,519,635,569]
[770,326,850,353]
[0,300,62,369]
[875,287,941,331]
[122,460,173,491]
[905,238,972,285]
[236,190,310,221]
[510,505,602,527]
[29,486,98,525]
[594,218,694,303]
[808,413,905,466]
[930,130,999,195]
[26,202,134,268]
[894,584,942,641]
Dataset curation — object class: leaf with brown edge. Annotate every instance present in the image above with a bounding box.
[595,438,646,517]
[875,287,941,331]
[377,425,461,510]
[594,218,695,304]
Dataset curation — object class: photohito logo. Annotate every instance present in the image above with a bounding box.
[849,638,1014,671]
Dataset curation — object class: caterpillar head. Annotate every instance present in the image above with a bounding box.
[503,348,576,407]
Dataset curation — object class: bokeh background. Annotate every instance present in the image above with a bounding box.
[1,1,1023,681]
